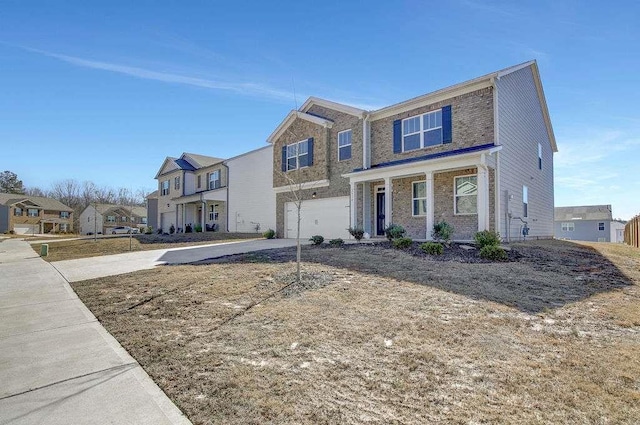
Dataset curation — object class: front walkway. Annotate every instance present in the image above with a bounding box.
[0,239,192,425]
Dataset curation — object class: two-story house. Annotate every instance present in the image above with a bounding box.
[154,147,275,234]
[555,205,625,243]
[78,204,148,235]
[0,193,74,234]
[268,60,556,241]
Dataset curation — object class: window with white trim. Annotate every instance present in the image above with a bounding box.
[14,207,22,216]
[454,175,478,214]
[106,215,116,223]
[27,208,39,217]
[174,176,180,190]
[197,175,202,189]
[60,211,70,219]
[538,143,543,170]
[286,140,309,171]
[141,217,147,224]
[209,205,218,221]
[523,186,529,218]
[208,170,221,190]
[412,181,427,216]
[402,109,442,151]
[598,222,605,231]
[561,222,574,232]
[338,130,352,161]
[161,180,170,196]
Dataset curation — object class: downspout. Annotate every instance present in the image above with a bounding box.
[492,76,503,240]
[362,113,371,170]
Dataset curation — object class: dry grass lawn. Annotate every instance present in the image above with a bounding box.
[72,240,640,424]
[31,232,259,262]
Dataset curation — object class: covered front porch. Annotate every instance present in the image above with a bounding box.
[345,146,499,241]
[173,189,227,233]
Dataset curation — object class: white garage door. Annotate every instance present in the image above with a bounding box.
[285,196,351,239]
[14,224,38,235]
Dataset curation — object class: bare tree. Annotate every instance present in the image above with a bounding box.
[24,187,49,197]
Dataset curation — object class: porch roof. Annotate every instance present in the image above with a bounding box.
[172,188,227,203]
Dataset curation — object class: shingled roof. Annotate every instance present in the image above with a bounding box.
[554,205,612,221]
[0,193,73,212]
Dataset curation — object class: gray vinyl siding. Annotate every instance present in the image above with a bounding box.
[147,198,158,231]
[0,205,8,232]
[554,220,610,242]
[496,66,554,239]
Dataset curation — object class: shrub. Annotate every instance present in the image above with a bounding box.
[309,235,324,245]
[392,237,413,249]
[194,224,203,233]
[474,230,501,248]
[157,228,163,234]
[348,226,365,241]
[169,224,175,234]
[185,224,193,233]
[479,245,508,261]
[145,226,153,235]
[432,220,454,245]
[329,238,344,247]
[262,228,276,239]
[384,223,406,241]
[420,241,444,255]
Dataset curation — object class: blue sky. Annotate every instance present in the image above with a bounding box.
[1,1,638,218]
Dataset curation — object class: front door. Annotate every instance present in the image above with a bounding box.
[376,192,385,236]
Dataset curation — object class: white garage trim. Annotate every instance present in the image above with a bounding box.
[14,224,38,235]
[285,196,351,240]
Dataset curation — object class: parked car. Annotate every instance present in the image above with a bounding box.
[110,226,137,234]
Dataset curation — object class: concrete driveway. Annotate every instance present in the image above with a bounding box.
[52,238,299,282]
[0,238,192,425]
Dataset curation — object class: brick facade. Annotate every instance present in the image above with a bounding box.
[370,87,494,166]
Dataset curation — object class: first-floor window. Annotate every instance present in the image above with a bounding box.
[523,186,529,218]
[209,205,219,221]
[598,222,605,231]
[14,207,22,216]
[208,170,221,190]
[27,208,39,217]
[121,216,128,222]
[412,181,427,216]
[455,175,478,214]
[561,222,575,232]
[59,223,68,232]
[161,180,170,196]
[106,215,116,223]
[141,217,147,224]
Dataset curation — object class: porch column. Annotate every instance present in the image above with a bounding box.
[201,201,206,227]
[362,182,372,235]
[181,204,185,230]
[349,182,357,230]
[477,165,490,231]
[425,172,434,240]
[384,177,393,228]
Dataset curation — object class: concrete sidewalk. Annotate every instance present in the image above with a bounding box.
[52,238,299,282]
[0,239,192,425]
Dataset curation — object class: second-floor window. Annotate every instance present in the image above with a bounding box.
[141,217,147,224]
[208,170,221,190]
[455,175,478,215]
[338,130,352,161]
[197,175,202,189]
[523,186,529,218]
[27,208,39,217]
[402,109,442,151]
[538,143,543,170]
[161,180,170,196]
[106,215,116,223]
[14,207,22,216]
[286,140,309,171]
[174,176,180,190]
[60,211,70,219]
[121,216,128,222]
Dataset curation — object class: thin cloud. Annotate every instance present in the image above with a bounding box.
[23,46,297,102]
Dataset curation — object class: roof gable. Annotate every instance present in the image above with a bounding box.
[267,111,333,144]
[0,193,72,211]
[155,157,180,179]
[182,153,224,168]
[300,97,366,118]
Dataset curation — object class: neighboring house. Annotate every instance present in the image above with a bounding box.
[268,60,556,241]
[154,148,275,234]
[79,203,148,235]
[0,193,73,234]
[555,205,624,242]
[146,190,159,232]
